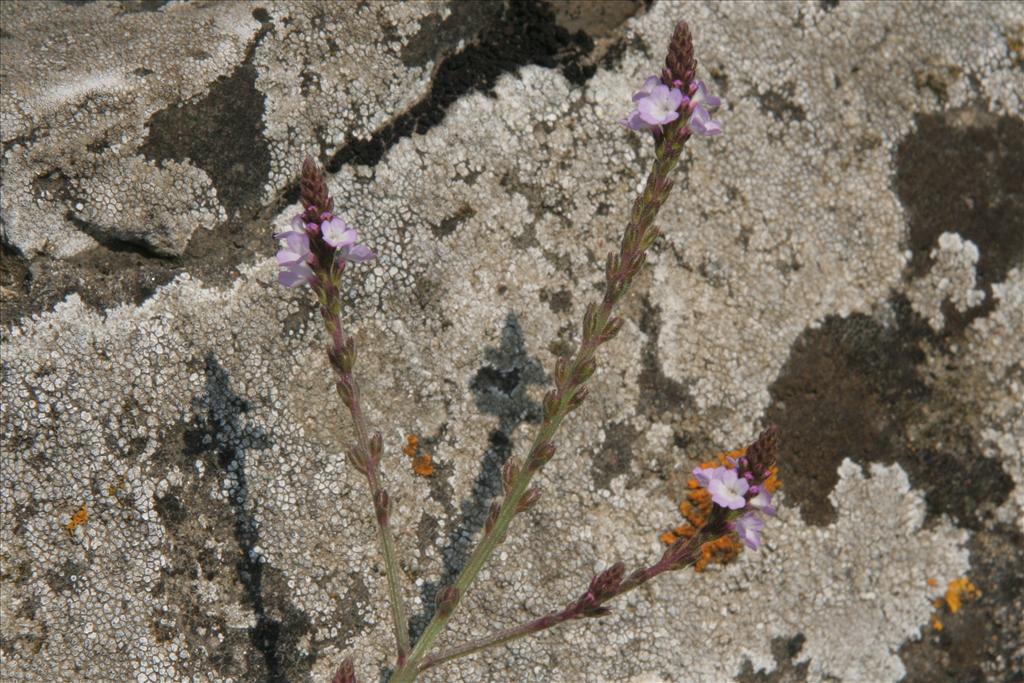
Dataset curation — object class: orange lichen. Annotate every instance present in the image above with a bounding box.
[66,504,88,536]
[927,577,939,587]
[928,576,981,632]
[412,453,435,477]
[695,535,743,572]
[404,434,435,477]
[944,577,981,613]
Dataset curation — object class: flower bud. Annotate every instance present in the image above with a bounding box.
[542,390,561,420]
[573,357,597,386]
[566,386,589,413]
[435,585,460,617]
[501,459,519,492]
[369,432,383,466]
[582,303,601,340]
[336,379,356,409]
[599,317,624,344]
[339,336,356,373]
[374,490,390,525]
[332,658,357,683]
[528,443,556,471]
[555,355,571,385]
[484,500,502,535]
[515,487,541,514]
[346,449,368,476]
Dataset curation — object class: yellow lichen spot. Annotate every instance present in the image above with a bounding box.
[927,577,939,588]
[944,577,981,614]
[403,434,419,458]
[66,504,88,536]
[659,530,678,546]
[931,615,944,631]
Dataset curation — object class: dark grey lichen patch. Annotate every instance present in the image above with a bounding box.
[636,296,693,422]
[412,314,546,637]
[399,0,503,69]
[590,419,640,490]
[766,299,1012,528]
[736,634,810,683]
[894,109,1024,332]
[754,82,807,123]
[899,526,1024,683]
[539,286,573,314]
[140,59,270,218]
[431,204,477,240]
[327,1,595,172]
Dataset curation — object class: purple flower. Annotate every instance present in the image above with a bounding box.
[692,465,718,488]
[636,84,685,126]
[686,105,723,137]
[337,242,375,265]
[620,78,687,132]
[619,110,650,131]
[707,467,749,510]
[690,80,721,112]
[321,216,358,249]
[632,76,662,102]
[278,260,315,287]
[729,513,765,550]
[274,230,315,288]
[748,489,776,516]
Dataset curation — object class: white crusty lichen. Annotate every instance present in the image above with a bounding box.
[2,0,1022,681]
[907,232,986,332]
[0,1,257,258]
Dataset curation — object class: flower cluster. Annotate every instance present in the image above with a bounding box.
[274,208,375,288]
[661,427,781,570]
[620,75,722,137]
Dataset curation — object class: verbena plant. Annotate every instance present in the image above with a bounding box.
[272,21,781,683]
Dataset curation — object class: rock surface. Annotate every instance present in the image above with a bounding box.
[1,1,1022,682]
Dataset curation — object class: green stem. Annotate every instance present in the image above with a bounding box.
[324,298,411,663]
[390,120,691,683]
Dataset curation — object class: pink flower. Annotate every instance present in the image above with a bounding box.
[689,80,721,112]
[748,489,776,516]
[321,216,358,249]
[692,465,717,488]
[687,105,723,137]
[620,77,686,131]
[729,513,765,550]
[636,84,685,126]
[706,467,749,510]
[274,229,315,288]
[631,76,662,102]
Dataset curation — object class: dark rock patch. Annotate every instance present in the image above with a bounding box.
[412,313,546,639]
[431,204,476,240]
[140,61,270,218]
[766,299,1012,528]
[894,110,1024,334]
[590,419,640,490]
[736,633,810,683]
[755,82,807,123]
[327,0,597,173]
[898,525,1024,683]
[636,296,693,422]
[399,1,503,69]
